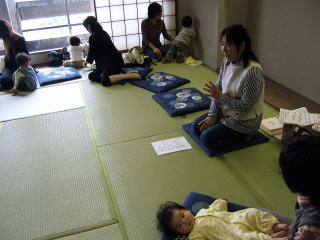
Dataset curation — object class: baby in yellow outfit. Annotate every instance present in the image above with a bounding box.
[157,198,289,240]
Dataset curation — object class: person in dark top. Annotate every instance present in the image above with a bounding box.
[83,16,145,86]
[141,2,174,61]
[279,135,320,240]
[0,19,29,90]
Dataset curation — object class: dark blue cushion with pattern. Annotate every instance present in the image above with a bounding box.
[130,72,190,93]
[152,88,211,116]
[183,123,269,157]
[37,66,81,86]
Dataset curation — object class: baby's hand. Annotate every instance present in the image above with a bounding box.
[9,88,18,94]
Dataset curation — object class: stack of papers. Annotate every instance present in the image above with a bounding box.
[279,107,320,127]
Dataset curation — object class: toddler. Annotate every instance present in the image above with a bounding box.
[157,198,289,240]
[9,52,38,94]
[162,16,195,64]
[63,36,89,68]
[279,135,320,240]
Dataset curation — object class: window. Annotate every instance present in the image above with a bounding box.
[3,0,176,52]
[14,0,96,52]
[95,0,176,50]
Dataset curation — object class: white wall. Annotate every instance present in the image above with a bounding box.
[177,0,219,70]
[217,0,248,67]
[247,0,320,104]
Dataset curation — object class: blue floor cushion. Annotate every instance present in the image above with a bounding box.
[37,66,81,86]
[183,123,269,157]
[152,88,211,116]
[161,192,248,240]
[131,72,190,93]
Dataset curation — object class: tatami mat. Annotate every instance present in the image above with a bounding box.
[0,83,84,122]
[223,137,283,182]
[99,130,267,240]
[81,63,218,146]
[248,174,297,218]
[81,81,186,146]
[0,109,113,240]
[56,224,123,240]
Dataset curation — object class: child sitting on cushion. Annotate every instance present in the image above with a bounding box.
[162,16,195,64]
[157,198,289,240]
[9,52,38,94]
[279,135,320,240]
[63,36,89,68]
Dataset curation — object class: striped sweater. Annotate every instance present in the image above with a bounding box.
[208,58,264,134]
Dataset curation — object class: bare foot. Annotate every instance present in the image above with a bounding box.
[270,230,288,238]
[127,72,141,80]
[273,223,289,233]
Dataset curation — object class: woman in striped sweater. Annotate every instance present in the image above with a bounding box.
[191,24,264,148]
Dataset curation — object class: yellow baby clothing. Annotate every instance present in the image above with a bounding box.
[188,199,279,240]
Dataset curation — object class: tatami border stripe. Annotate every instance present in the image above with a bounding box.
[79,82,129,240]
[37,221,117,240]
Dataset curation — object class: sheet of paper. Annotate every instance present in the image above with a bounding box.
[279,108,320,127]
[151,136,192,155]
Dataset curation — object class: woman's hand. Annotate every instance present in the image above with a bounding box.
[152,47,161,55]
[203,81,222,99]
[198,116,217,132]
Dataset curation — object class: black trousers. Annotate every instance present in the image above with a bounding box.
[88,57,124,86]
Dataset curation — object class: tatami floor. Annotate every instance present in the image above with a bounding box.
[0,63,295,240]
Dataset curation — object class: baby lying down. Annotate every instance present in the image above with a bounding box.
[157,198,289,240]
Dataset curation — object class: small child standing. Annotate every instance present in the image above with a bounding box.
[9,52,38,94]
[63,36,89,68]
[162,16,195,64]
[157,198,289,240]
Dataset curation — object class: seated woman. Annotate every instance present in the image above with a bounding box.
[0,19,29,91]
[141,2,174,62]
[83,16,144,86]
[191,24,264,148]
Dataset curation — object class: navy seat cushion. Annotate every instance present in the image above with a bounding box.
[161,192,248,240]
[131,72,190,93]
[183,123,269,157]
[37,66,81,86]
[152,88,211,116]
[124,66,153,79]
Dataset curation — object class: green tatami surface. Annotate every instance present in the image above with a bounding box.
[248,174,296,218]
[0,82,84,122]
[56,224,123,240]
[223,137,283,183]
[81,80,186,146]
[0,109,113,240]
[0,62,294,240]
[99,130,268,240]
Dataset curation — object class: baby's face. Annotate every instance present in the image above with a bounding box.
[170,209,194,235]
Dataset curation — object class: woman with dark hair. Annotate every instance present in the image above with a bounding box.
[0,19,29,90]
[83,16,145,86]
[141,2,174,61]
[191,24,264,148]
